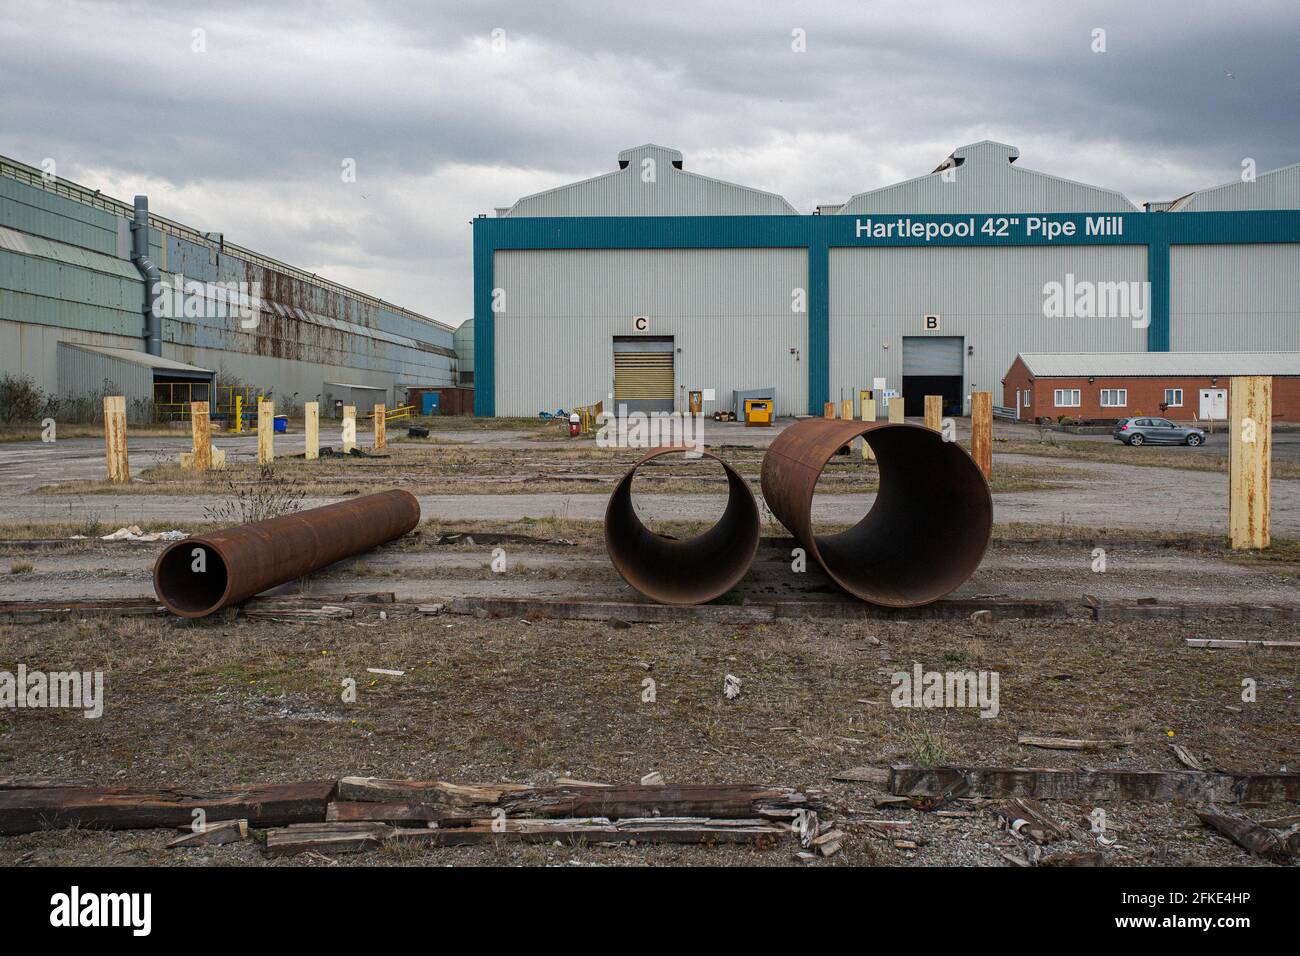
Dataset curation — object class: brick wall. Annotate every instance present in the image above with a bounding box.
[1002,357,1300,422]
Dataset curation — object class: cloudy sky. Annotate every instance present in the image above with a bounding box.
[3,1,1297,326]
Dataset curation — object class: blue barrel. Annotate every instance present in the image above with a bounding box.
[273,415,288,433]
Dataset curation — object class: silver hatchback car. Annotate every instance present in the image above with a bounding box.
[1113,416,1207,446]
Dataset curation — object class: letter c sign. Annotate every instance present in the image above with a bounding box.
[632,315,650,332]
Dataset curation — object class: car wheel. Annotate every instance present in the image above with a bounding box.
[1187,434,1203,446]
[1129,433,1144,446]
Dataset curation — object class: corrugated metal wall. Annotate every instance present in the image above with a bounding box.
[493,248,808,416]
[829,245,1150,404]
[0,162,456,403]
[55,343,153,408]
[506,145,797,216]
[1170,243,1300,351]
[453,318,474,383]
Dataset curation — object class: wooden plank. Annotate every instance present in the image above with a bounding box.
[341,405,357,454]
[1186,638,1299,649]
[190,401,212,471]
[970,391,992,480]
[1229,375,1271,550]
[992,797,1068,844]
[103,395,129,482]
[1017,733,1130,752]
[257,399,274,465]
[887,765,1300,804]
[166,819,248,848]
[823,402,836,419]
[887,395,904,424]
[373,403,386,450]
[1196,810,1295,859]
[924,394,942,432]
[334,779,819,822]
[266,822,389,858]
[832,767,891,786]
[0,781,335,834]
[1170,743,1204,771]
[840,399,853,421]
[304,401,319,461]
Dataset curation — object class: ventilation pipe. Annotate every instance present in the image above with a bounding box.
[130,194,162,356]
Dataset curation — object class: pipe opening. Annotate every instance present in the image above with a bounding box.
[154,541,230,617]
[814,427,991,605]
[605,448,760,605]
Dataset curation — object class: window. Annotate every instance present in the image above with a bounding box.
[1100,388,1127,407]
[1164,388,1183,407]
[1023,389,1032,407]
[1053,389,1080,407]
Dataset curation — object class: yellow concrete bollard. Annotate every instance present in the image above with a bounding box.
[1229,376,1271,549]
[103,395,129,482]
[258,400,274,465]
[342,405,357,454]
[191,401,212,471]
[304,401,319,461]
[971,392,992,481]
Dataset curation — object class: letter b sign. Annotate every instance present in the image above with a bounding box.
[923,314,941,332]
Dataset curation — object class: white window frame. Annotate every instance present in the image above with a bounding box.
[1164,388,1183,407]
[1053,388,1080,408]
[1099,388,1128,408]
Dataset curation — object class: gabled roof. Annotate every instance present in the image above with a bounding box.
[503,144,798,216]
[64,343,213,376]
[838,141,1137,215]
[1168,161,1300,211]
[1016,351,1300,377]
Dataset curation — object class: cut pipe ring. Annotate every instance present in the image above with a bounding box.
[760,419,991,607]
[605,447,760,606]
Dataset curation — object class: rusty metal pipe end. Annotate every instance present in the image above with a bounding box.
[760,419,991,607]
[605,447,760,606]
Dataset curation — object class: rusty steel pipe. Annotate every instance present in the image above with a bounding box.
[761,419,991,607]
[154,489,420,618]
[606,447,760,605]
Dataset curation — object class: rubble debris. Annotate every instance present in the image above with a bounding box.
[992,797,1069,845]
[166,819,249,848]
[1170,743,1204,771]
[723,674,742,699]
[100,527,188,542]
[1196,809,1300,859]
[1186,638,1300,649]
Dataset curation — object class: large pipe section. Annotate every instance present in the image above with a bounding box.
[130,195,162,357]
[154,490,420,618]
[605,447,760,605]
[761,419,991,607]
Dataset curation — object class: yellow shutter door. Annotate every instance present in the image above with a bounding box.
[614,351,674,401]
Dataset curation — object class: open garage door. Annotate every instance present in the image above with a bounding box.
[613,336,675,414]
[902,336,964,416]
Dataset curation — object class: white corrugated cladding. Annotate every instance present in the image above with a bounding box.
[493,248,808,416]
[1020,351,1300,377]
[1170,244,1300,351]
[505,145,798,216]
[838,142,1138,214]
[829,245,1149,402]
[1169,162,1300,211]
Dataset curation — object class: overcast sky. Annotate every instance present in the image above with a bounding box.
[4,1,1297,326]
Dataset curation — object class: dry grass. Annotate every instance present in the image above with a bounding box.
[0,611,1293,867]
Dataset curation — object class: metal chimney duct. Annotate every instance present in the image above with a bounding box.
[130,195,162,356]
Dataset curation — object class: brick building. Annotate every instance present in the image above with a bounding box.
[1002,352,1300,422]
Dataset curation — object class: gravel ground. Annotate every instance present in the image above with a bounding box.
[0,612,1295,867]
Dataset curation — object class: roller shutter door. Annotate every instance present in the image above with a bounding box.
[613,337,674,413]
[902,336,965,376]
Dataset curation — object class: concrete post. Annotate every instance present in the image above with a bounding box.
[258,399,274,465]
[373,403,387,450]
[971,392,992,481]
[191,401,211,471]
[103,396,129,482]
[304,401,319,461]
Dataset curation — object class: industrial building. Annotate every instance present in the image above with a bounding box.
[1004,351,1300,423]
[473,141,1300,418]
[1,154,457,420]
